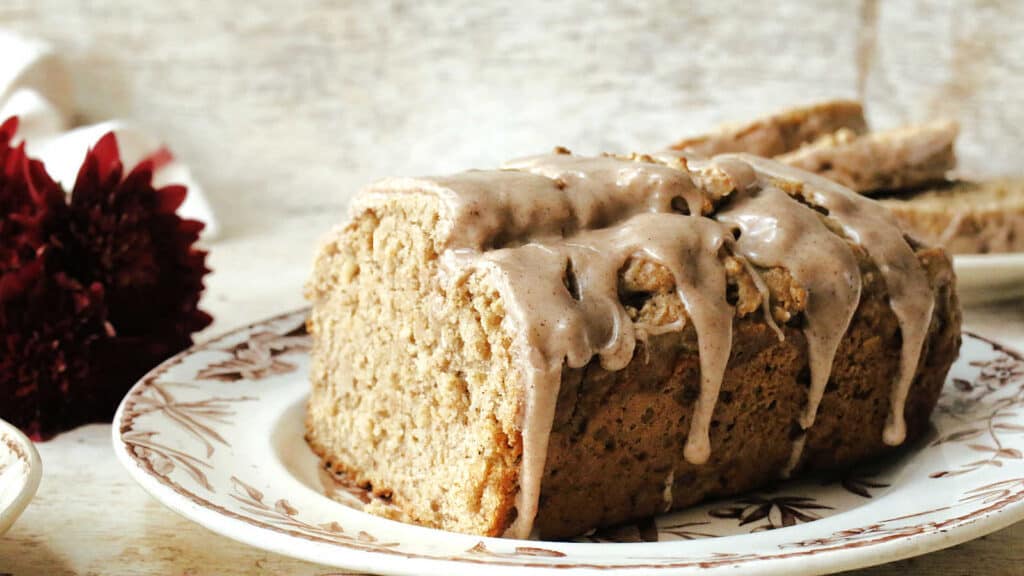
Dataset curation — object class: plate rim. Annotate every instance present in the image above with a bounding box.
[953,252,1024,269]
[949,252,1024,305]
[111,308,1024,575]
[0,417,43,535]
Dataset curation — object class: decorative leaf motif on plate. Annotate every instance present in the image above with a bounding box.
[197,323,310,381]
[930,336,1024,479]
[229,476,400,547]
[467,541,566,558]
[127,382,255,457]
[657,520,718,540]
[123,429,214,491]
[958,478,1024,506]
[708,495,834,532]
[121,382,255,491]
[838,474,890,499]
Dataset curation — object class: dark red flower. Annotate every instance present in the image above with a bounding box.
[0,119,212,438]
[1,258,110,438]
[0,117,111,438]
[65,132,212,408]
[0,117,67,273]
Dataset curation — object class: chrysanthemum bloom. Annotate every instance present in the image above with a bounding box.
[66,132,212,402]
[0,119,212,438]
[0,117,63,271]
[0,117,110,438]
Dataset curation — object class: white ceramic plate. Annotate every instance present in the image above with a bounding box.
[0,418,42,535]
[954,253,1024,305]
[113,310,1024,575]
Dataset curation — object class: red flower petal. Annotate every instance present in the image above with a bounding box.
[155,184,188,213]
[141,146,175,172]
[0,117,18,141]
[67,131,212,397]
[91,131,124,185]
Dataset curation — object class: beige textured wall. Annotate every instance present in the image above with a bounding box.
[4,0,1022,223]
[2,0,1022,325]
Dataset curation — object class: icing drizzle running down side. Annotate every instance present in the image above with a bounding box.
[476,213,735,538]
[352,150,939,539]
[718,185,863,428]
[724,154,936,447]
[715,184,863,474]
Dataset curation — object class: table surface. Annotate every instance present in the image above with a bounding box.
[3,1,1024,574]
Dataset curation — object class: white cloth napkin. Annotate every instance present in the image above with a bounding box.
[0,30,218,238]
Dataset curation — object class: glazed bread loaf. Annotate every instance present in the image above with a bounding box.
[305,151,961,539]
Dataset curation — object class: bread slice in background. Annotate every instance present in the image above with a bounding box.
[668,103,956,195]
[669,99,867,158]
[777,120,958,194]
[669,102,1024,255]
[879,179,1024,255]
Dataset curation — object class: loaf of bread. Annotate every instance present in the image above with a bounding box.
[305,151,961,539]
[878,178,1024,254]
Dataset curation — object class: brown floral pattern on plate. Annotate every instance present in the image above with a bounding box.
[112,312,1024,573]
[708,495,834,532]
[196,323,309,382]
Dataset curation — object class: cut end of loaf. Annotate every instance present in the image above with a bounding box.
[305,194,523,536]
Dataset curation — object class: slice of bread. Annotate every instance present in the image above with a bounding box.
[878,178,1024,254]
[669,100,867,158]
[669,102,1020,255]
[778,120,959,194]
